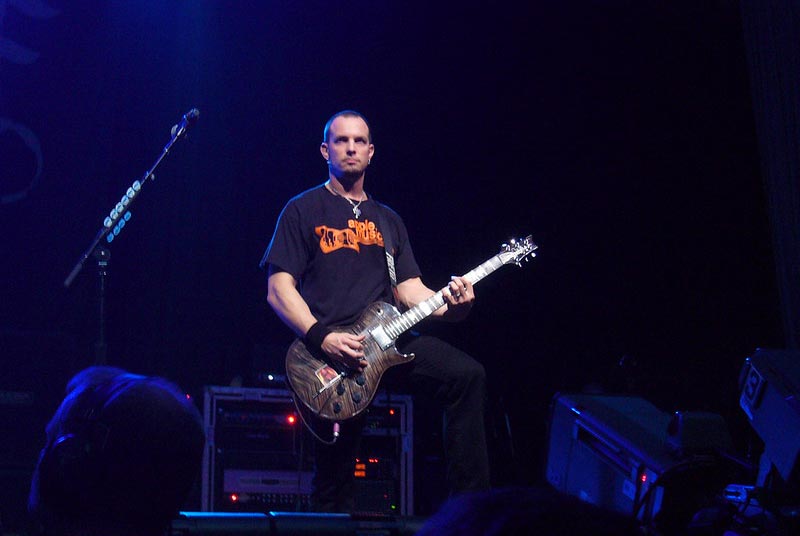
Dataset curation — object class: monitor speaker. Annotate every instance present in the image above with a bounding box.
[739,348,800,488]
[546,392,734,532]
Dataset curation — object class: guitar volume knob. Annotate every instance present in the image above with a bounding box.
[352,392,362,404]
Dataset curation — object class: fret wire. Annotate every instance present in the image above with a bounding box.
[387,323,399,339]
[388,256,508,339]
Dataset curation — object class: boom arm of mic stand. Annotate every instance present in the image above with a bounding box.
[63,119,193,288]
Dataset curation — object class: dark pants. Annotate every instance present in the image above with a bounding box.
[310,334,490,512]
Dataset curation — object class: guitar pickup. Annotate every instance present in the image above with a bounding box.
[368,325,393,350]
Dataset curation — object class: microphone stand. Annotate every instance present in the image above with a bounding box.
[93,246,110,364]
[63,108,200,365]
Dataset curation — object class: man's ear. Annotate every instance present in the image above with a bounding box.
[320,143,329,161]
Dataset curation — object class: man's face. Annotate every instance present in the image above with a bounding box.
[321,116,374,181]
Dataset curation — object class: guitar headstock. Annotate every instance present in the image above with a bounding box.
[498,235,537,267]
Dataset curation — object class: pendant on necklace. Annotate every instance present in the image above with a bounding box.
[353,206,361,219]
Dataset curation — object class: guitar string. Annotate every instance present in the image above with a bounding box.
[294,246,531,427]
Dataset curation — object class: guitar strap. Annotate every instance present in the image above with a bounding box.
[374,202,400,410]
[374,202,399,303]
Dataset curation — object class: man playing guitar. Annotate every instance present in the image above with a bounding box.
[261,110,490,512]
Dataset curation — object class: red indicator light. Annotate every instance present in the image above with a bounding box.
[287,415,296,424]
[368,458,379,463]
[230,494,239,502]
[354,470,366,478]
[389,409,395,415]
[640,473,647,483]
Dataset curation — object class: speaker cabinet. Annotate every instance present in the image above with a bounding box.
[545,392,734,530]
[546,393,674,522]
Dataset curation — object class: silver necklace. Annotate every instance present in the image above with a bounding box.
[326,182,366,219]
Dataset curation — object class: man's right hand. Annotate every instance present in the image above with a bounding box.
[321,332,369,371]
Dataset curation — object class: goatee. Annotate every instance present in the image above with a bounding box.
[338,171,363,189]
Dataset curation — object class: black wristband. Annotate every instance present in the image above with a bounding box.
[305,322,331,353]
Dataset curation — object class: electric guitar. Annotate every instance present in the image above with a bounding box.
[286,236,537,421]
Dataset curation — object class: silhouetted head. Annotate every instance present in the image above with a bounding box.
[29,366,205,536]
[415,485,641,536]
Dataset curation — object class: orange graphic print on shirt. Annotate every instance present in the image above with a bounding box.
[316,218,384,253]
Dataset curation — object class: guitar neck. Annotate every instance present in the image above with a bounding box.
[382,254,507,340]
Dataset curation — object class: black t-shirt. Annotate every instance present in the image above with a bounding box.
[262,184,422,327]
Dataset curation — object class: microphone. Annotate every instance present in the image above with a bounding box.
[170,108,200,138]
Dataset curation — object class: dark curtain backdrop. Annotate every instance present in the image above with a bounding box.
[0,0,787,522]
[740,0,800,351]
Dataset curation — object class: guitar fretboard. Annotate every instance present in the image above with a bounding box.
[382,254,506,340]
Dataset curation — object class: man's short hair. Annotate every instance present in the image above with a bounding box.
[322,110,372,143]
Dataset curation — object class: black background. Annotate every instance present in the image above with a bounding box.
[0,0,784,521]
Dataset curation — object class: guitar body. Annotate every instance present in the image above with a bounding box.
[286,301,415,421]
[285,235,537,423]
